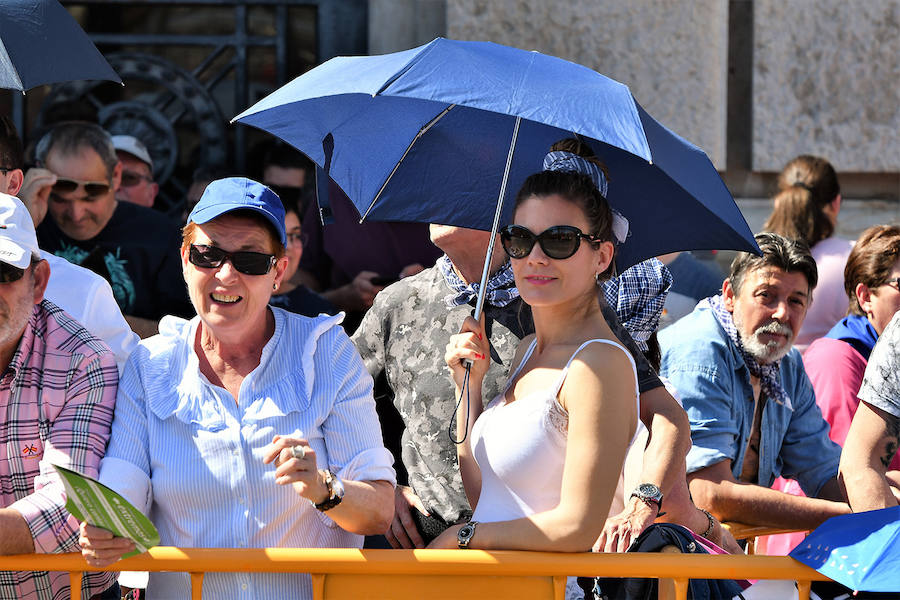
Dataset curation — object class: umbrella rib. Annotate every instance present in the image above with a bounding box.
[359,103,456,223]
[0,40,24,92]
[373,38,441,97]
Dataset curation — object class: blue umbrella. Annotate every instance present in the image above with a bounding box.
[0,0,121,92]
[790,506,900,593]
[234,37,757,316]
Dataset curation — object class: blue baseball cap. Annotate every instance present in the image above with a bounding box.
[188,177,287,246]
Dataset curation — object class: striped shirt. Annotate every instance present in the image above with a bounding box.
[0,300,118,600]
[99,308,395,600]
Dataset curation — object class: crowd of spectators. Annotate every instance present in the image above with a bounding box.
[0,107,896,600]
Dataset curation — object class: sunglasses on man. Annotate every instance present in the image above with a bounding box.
[0,262,26,284]
[189,244,276,276]
[51,177,111,199]
[120,171,154,188]
[500,224,602,260]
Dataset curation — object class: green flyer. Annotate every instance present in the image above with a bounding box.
[52,464,159,557]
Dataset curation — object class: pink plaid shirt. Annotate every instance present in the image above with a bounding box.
[1,300,118,600]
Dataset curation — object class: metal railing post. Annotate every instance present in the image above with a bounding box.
[190,571,204,600]
[674,577,689,600]
[311,573,326,600]
[551,575,565,600]
[69,571,83,600]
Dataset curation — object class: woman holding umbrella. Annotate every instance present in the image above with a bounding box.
[436,155,638,565]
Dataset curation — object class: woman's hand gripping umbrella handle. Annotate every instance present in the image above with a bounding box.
[446,314,490,444]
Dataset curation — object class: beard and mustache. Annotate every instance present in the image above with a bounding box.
[734,317,794,364]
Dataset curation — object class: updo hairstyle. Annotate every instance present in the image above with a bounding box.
[763,155,840,247]
[514,139,615,280]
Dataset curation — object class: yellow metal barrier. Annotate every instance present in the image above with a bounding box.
[0,548,833,600]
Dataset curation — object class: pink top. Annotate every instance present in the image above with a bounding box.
[795,236,853,351]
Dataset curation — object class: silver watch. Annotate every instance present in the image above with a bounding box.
[457,521,479,549]
[630,483,664,513]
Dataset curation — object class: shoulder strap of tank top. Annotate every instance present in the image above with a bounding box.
[552,338,638,397]
[503,338,538,394]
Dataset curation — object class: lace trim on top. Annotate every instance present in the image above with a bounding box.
[544,398,569,437]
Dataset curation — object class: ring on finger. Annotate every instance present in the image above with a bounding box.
[290,445,306,460]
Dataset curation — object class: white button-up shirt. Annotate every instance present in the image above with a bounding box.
[100,308,395,599]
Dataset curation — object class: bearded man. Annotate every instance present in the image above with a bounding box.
[660,232,849,531]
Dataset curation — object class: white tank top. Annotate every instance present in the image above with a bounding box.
[470,338,640,524]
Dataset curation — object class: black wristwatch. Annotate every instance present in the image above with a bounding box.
[630,483,664,514]
[457,521,479,549]
[312,470,345,512]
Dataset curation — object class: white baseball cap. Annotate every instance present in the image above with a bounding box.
[0,194,40,269]
[111,134,153,170]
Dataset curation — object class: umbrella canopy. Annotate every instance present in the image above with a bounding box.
[790,506,900,593]
[234,37,757,272]
[0,0,121,92]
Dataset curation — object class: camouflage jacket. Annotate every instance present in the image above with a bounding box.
[353,264,660,523]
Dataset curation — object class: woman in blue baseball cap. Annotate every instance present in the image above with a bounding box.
[78,177,395,599]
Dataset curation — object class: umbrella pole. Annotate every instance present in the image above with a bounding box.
[473,115,522,321]
[452,116,522,445]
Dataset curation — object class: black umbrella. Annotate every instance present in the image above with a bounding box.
[0,0,120,92]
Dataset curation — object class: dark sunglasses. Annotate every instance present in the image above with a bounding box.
[500,224,601,260]
[0,262,26,284]
[189,244,276,276]
[120,171,154,188]
[885,277,900,290]
[52,177,111,198]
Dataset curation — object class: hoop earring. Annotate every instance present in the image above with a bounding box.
[594,273,601,286]
[273,283,279,291]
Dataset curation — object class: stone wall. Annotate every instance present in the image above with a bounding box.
[369,0,446,55]
[367,0,900,205]
[445,0,730,169]
[752,0,900,172]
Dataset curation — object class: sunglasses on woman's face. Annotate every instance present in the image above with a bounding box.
[0,262,26,284]
[189,244,276,276]
[51,177,111,198]
[500,224,600,260]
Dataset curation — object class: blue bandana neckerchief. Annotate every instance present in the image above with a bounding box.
[703,294,793,410]
[437,254,520,308]
[825,314,879,361]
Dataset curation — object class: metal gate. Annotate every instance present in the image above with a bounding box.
[7,0,366,215]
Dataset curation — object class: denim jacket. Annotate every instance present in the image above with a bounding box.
[659,305,840,496]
